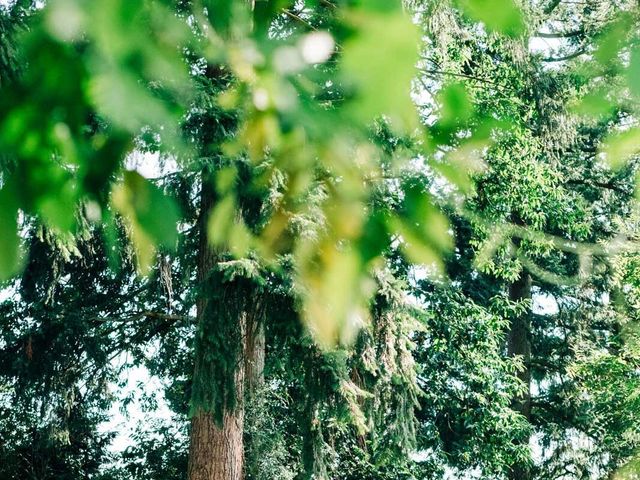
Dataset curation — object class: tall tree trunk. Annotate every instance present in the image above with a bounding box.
[507,269,532,480]
[188,179,245,480]
[188,408,245,480]
[244,299,265,398]
[242,297,266,479]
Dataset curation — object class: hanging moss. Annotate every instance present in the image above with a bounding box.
[189,269,252,424]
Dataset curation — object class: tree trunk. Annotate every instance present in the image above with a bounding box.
[244,298,265,398]
[241,297,266,479]
[189,409,245,480]
[508,270,532,420]
[188,179,246,480]
[507,269,532,480]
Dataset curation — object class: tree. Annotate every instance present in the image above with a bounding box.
[415,0,640,478]
[4,1,640,479]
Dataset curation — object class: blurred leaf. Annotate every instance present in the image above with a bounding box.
[228,220,252,257]
[627,46,640,99]
[45,0,85,42]
[215,166,238,195]
[457,0,525,37]
[572,89,615,118]
[388,183,452,273]
[112,171,179,273]
[123,171,179,247]
[37,179,77,232]
[300,243,368,348]
[594,14,632,66]
[86,0,190,138]
[439,83,472,126]
[88,71,175,133]
[436,140,488,193]
[0,183,21,280]
[391,217,443,274]
[599,127,640,170]
[401,185,452,251]
[253,0,292,37]
[208,195,236,246]
[341,7,419,128]
[203,0,242,37]
[611,448,640,478]
[207,195,252,257]
[357,211,390,263]
[208,176,252,257]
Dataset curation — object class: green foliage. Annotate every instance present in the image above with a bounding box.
[341,5,419,127]
[190,273,254,420]
[112,171,180,273]
[457,0,525,37]
[0,0,517,346]
[0,183,21,279]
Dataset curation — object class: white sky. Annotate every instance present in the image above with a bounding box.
[99,360,176,453]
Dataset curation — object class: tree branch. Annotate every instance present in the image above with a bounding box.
[92,311,195,324]
[544,0,562,14]
[534,29,583,39]
[542,48,587,62]
[564,178,629,194]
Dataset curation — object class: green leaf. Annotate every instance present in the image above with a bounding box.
[390,217,444,274]
[572,89,615,118]
[215,166,238,195]
[439,83,472,127]
[351,0,398,12]
[112,171,179,274]
[402,185,452,251]
[37,178,77,232]
[357,211,390,263]
[207,190,253,257]
[208,195,236,246]
[0,183,22,281]
[122,171,180,248]
[300,244,366,348]
[627,46,640,99]
[88,71,175,133]
[457,0,525,37]
[594,13,632,66]
[253,0,292,37]
[599,127,640,170]
[341,8,419,128]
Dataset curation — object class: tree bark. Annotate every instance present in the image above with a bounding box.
[188,409,245,480]
[507,269,532,480]
[188,178,245,480]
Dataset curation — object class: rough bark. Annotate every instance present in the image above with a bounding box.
[188,409,245,480]
[188,179,245,480]
[507,269,532,480]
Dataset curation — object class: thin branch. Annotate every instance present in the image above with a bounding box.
[283,9,317,31]
[542,48,587,62]
[420,68,508,88]
[544,0,562,14]
[564,178,629,195]
[534,29,583,38]
[91,311,195,324]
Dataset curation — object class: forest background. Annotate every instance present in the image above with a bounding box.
[2,0,640,479]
